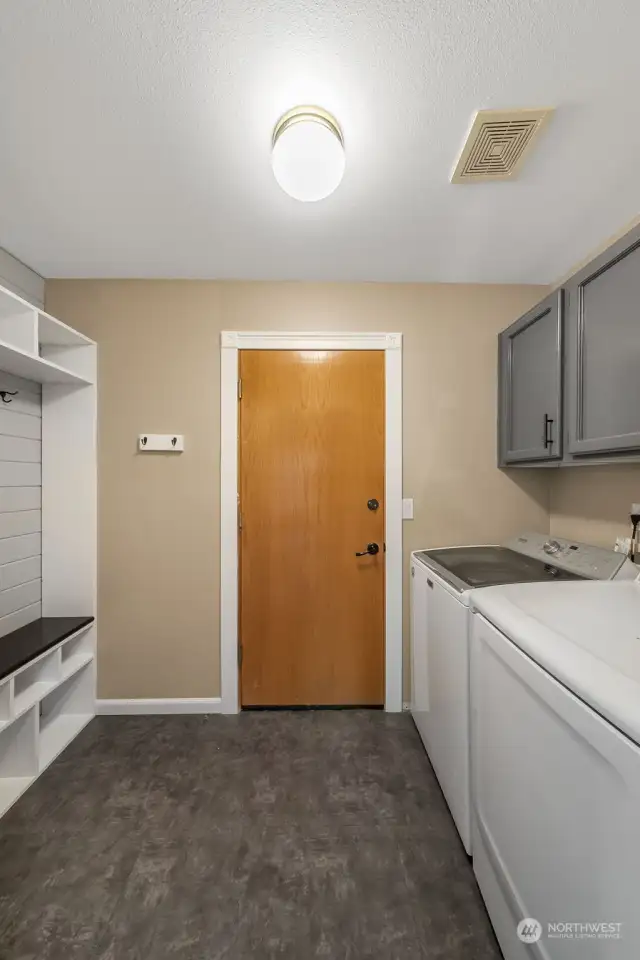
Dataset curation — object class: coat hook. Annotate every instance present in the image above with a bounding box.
[0,391,18,404]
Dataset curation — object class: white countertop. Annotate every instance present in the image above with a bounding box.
[471,579,640,746]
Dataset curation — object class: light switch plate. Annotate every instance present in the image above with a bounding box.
[402,498,414,520]
[138,434,184,452]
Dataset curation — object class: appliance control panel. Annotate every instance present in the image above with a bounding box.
[503,532,637,580]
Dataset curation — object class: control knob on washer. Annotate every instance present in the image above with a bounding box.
[543,539,562,556]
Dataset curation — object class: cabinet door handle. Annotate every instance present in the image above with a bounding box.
[543,414,554,449]
[427,579,434,588]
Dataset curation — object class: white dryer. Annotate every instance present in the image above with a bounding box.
[470,579,640,959]
[410,534,637,853]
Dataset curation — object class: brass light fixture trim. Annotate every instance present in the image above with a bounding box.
[272,106,344,148]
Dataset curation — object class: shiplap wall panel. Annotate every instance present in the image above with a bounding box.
[0,602,41,638]
[0,488,40,512]
[0,372,42,393]
[0,579,41,618]
[0,510,41,539]
[0,437,41,463]
[0,533,41,566]
[0,392,41,419]
[0,373,42,638]
[0,462,41,486]
[0,373,41,414]
[0,409,41,440]
[0,556,41,591]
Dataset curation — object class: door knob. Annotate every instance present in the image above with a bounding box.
[355,542,380,557]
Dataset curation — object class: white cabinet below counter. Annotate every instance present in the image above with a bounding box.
[410,557,471,852]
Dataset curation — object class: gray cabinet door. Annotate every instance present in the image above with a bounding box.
[499,291,563,464]
[566,229,640,456]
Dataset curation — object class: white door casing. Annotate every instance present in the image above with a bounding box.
[220,331,403,714]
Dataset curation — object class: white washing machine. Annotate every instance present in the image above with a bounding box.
[410,533,637,853]
[470,579,640,960]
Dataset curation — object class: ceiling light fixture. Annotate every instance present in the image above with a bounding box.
[271,106,345,202]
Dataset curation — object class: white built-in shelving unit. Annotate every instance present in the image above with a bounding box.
[0,282,96,819]
[0,623,95,816]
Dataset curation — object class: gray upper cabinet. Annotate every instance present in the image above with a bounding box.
[499,291,563,465]
[565,228,640,457]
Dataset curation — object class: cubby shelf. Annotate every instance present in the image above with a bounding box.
[38,310,94,348]
[0,777,33,816]
[0,338,93,386]
[13,680,57,719]
[60,650,94,683]
[0,285,95,385]
[0,624,95,818]
[39,713,93,772]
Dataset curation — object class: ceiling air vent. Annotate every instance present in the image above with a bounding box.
[451,108,553,183]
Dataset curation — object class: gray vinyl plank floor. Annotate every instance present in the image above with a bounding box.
[0,712,501,960]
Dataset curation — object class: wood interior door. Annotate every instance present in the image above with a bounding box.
[239,349,385,707]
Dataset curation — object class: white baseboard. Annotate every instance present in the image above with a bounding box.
[97,697,224,715]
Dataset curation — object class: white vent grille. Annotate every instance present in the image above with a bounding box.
[451,108,553,183]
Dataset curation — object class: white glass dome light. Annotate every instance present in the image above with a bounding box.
[271,107,345,202]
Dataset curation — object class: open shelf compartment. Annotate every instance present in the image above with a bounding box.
[38,311,95,383]
[0,679,11,730]
[13,648,61,719]
[0,334,93,386]
[60,627,94,681]
[0,287,38,355]
[38,661,94,772]
[0,706,38,817]
[0,283,95,385]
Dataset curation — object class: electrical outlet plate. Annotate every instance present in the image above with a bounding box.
[138,434,184,452]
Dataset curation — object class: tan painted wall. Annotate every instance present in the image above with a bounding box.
[45,280,550,700]
[550,464,640,548]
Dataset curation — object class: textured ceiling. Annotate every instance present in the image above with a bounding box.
[2,0,640,282]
